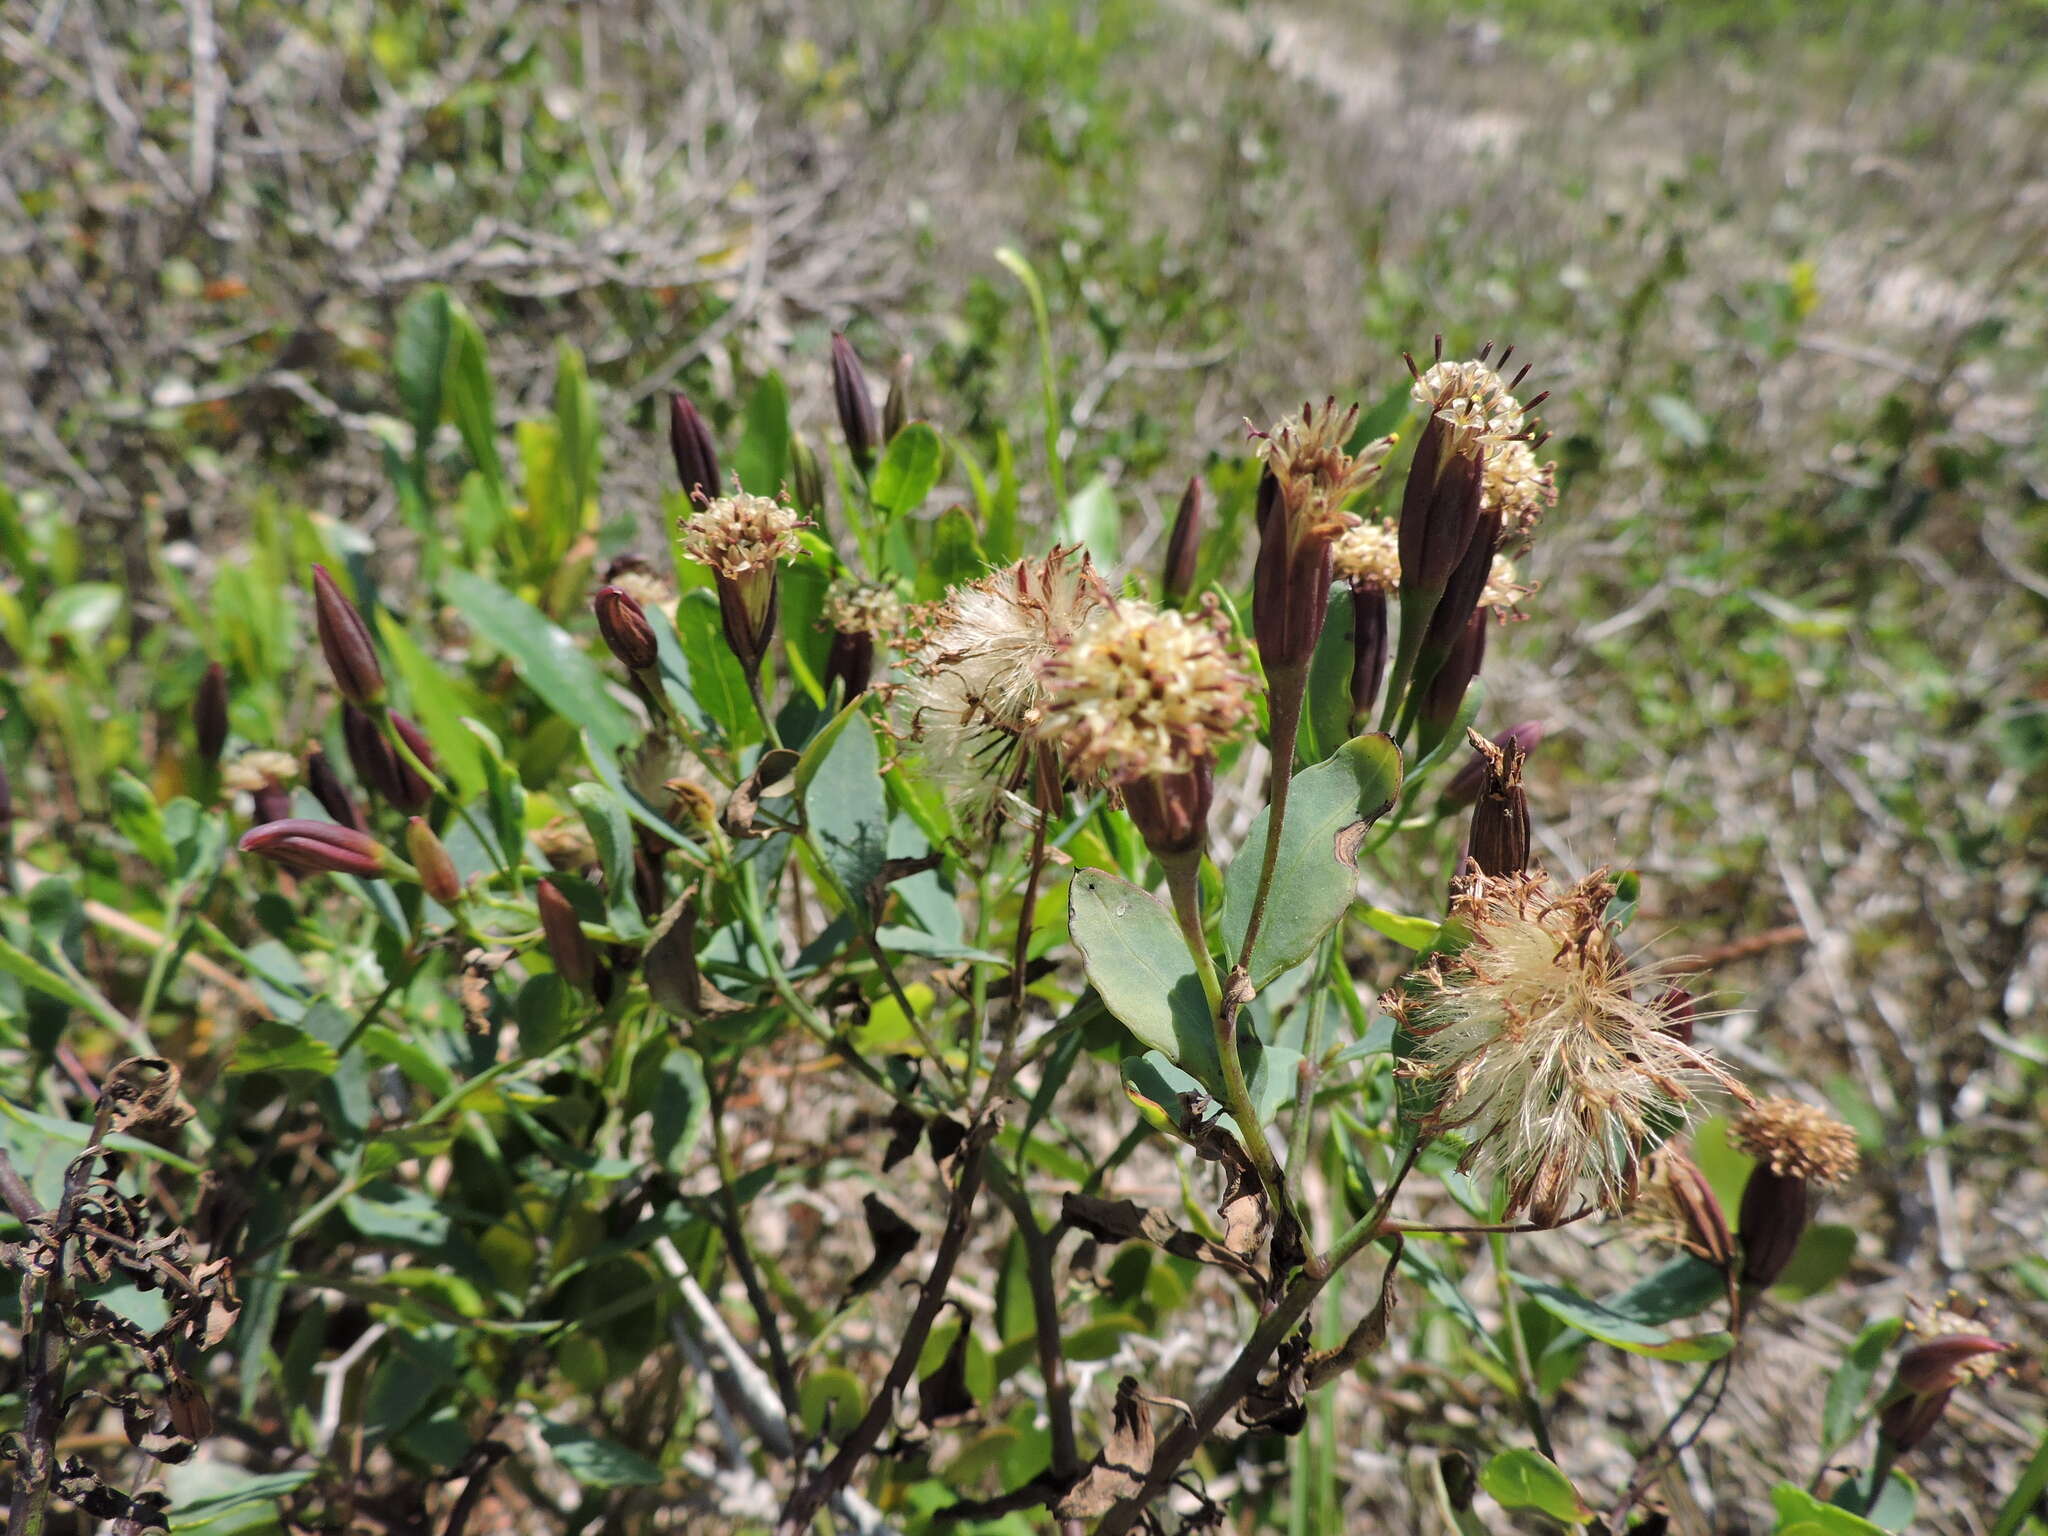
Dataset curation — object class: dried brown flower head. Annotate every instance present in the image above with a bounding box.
[1253,399,1394,539]
[1388,869,1751,1225]
[899,546,1106,815]
[1035,598,1255,786]
[1732,1097,1860,1188]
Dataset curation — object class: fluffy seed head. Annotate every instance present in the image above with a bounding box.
[1388,869,1751,1225]
[1035,598,1255,785]
[1732,1097,1860,1188]
[679,492,806,580]
[899,547,1106,814]
[1333,517,1401,592]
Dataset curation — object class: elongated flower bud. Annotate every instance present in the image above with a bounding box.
[1878,1315,2012,1455]
[1162,477,1202,607]
[390,712,437,811]
[1464,726,1530,877]
[1412,506,1501,699]
[195,663,230,767]
[536,878,596,991]
[304,749,367,834]
[406,818,462,905]
[1121,758,1215,858]
[1736,1167,1806,1290]
[1733,1097,1860,1291]
[594,585,660,672]
[831,333,880,474]
[1349,587,1389,727]
[825,630,875,701]
[342,704,431,813]
[789,432,825,517]
[1439,721,1545,810]
[668,393,721,506]
[311,565,384,708]
[1665,1153,1735,1270]
[240,818,396,879]
[1416,611,1487,754]
[882,352,912,446]
[1657,986,1697,1047]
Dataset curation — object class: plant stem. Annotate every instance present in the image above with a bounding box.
[1490,1230,1555,1461]
[1376,585,1438,739]
[1160,848,1223,1018]
[987,1163,1079,1478]
[374,705,515,885]
[743,667,783,750]
[1288,935,1337,1175]
[1234,661,1306,975]
[711,1080,800,1415]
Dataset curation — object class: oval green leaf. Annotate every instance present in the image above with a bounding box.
[1481,1448,1591,1524]
[1071,870,1221,1086]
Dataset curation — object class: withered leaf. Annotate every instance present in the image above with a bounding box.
[643,888,749,1018]
[459,947,513,1034]
[881,1103,926,1172]
[174,1257,241,1351]
[100,1058,190,1140]
[1218,1158,1268,1259]
[918,1304,978,1426]
[925,1114,968,1166]
[1238,1325,1310,1435]
[721,747,800,839]
[1059,1193,1258,1282]
[1054,1376,1155,1519]
[1306,1237,1403,1389]
[840,1193,920,1305]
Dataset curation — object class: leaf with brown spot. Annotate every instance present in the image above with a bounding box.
[1059,1193,1259,1282]
[643,888,749,1018]
[1308,1237,1404,1388]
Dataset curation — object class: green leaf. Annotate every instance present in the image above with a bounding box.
[569,781,646,939]
[1302,585,1360,762]
[1770,1483,1887,1535]
[1362,906,1441,950]
[1830,1469,1916,1532]
[1516,1274,1735,1361]
[1648,392,1712,450]
[553,341,599,534]
[110,771,173,871]
[673,589,755,743]
[930,504,987,591]
[1599,1255,1728,1327]
[229,1019,340,1078]
[376,613,488,796]
[799,708,890,905]
[1119,1051,1212,1138]
[1221,733,1402,986]
[731,372,791,497]
[0,934,94,1012]
[393,288,450,462]
[1770,1222,1857,1301]
[1058,475,1120,561]
[1480,1449,1591,1524]
[443,302,504,490]
[539,1420,663,1488]
[1069,870,1221,1086]
[1990,1428,2048,1536]
[440,569,637,752]
[651,1047,708,1174]
[168,1468,315,1531]
[1822,1316,1903,1453]
[870,422,944,521]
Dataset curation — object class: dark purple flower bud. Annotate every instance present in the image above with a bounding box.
[882,351,912,446]
[633,842,665,922]
[789,432,825,516]
[1464,727,1530,878]
[1663,1152,1734,1270]
[250,783,292,826]
[311,565,385,709]
[1395,422,1485,602]
[195,662,230,767]
[1349,586,1389,728]
[405,817,462,905]
[342,704,431,813]
[1416,611,1487,756]
[1411,506,1501,697]
[304,749,367,834]
[831,332,880,474]
[1162,477,1202,607]
[1879,1329,2012,1455]
[1736,1166,1808,1291]
[388,712,437,812]
[536,879,596,991]
[668,393,721,506]
[1121,757,1216,859]
[824,628,876,702]
[1251,467,1335,676]
[594,585,660,672]
[1439,721,1545,810]
[239,818,395,879]
[0,753,12,834]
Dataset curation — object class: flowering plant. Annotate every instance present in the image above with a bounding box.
[0,286,2012,1536]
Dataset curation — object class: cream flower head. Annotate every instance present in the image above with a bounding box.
[899,547,1106,815]
[222,750,299,792]
[1034,598,1255,786]
[1411,357,1526,459]
[679,492,805,580]
[1479,553,1534,618]
[823,579,904,639]
[1388,869,1751,1225]
[1482,436,1559,538]
[1332,517,1401,592]
[1252,398,1395,541]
